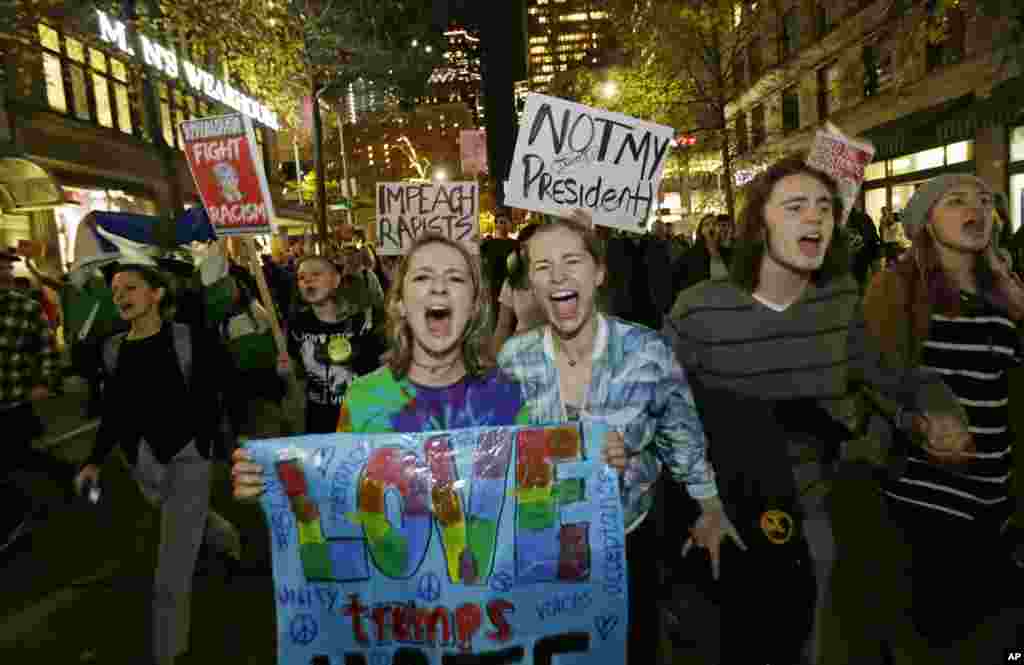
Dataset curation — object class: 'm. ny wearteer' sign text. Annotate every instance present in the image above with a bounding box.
[97,10,279,130]
[505,94,674,231]
[376,182,480,255]
[181,114,275,236]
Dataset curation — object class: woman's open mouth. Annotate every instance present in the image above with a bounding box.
[425,305,453,337]
[798,233,823,258]
[549,290,579,320]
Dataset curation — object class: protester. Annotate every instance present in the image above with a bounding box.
[497,211,736,665]
[74,263,240,665]
[862,174,1024,657]
[677,213,734,293]
[281,255,381,434]
[231,234,631,662]
[215,269,286,439]
[491,222,546,356]
[0,249,72,555]
[663,157,968,665]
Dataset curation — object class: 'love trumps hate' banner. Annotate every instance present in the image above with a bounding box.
[505,94,675,232]
[247,423,629,665]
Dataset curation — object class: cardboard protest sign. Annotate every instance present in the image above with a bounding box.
[181,113,275,236]
[806,122,875,227]
[247,423,628,665]
[376,181,480,256]
[504,93,674,232]
[460,129,489,177]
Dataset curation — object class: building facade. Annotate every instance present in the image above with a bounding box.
[525,0,614,91]
[725,0,1023,229]
[422,28,484,127]
[0,11,305,275]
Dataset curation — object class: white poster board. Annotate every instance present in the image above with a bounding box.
[376,181,480,256]
[805,122,876,227]
[504,93,675,232]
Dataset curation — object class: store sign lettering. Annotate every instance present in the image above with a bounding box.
[96,10,279,130]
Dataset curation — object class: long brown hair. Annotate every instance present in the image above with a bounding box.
[729,156,849,292]
[384,234,494,379]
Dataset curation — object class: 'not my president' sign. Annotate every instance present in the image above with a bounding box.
[505,94,674,232]
[376,181,480,256]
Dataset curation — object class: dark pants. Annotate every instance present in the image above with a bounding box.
[627,513,660,665]
[1,402,72,536]
[887,498,1019,647]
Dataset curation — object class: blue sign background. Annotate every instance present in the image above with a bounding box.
[247,423,629,665]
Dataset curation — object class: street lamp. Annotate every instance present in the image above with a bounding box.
[434,169,448,182]
[600,81,619,100]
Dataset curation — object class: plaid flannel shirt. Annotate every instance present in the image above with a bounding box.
[498,314,718,531]
[0,288,60,404]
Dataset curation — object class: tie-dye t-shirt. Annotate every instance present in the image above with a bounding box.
[336,366,531,434]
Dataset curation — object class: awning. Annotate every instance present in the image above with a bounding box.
[860,94,978,162]
[0,157,64,212]
[938,75,1024,141]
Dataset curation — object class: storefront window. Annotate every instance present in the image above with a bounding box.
[1011,173,1023,232]
[1011,126,1024,163]
[946,140,971,164]
[865,161,886,181]
[865,187,887,226]
[58,187,157,268]
[891,183,917,213]
[891,147,944,177]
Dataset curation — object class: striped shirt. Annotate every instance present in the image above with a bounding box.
[884,292,1020,522]
[664,275,958,417]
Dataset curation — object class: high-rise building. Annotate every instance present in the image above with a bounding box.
[424,27,484,127]
[525,0,614,91]
[339,79,396,125]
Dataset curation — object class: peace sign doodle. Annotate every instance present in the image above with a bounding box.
[418,572,441,603]
[290,614,319,645]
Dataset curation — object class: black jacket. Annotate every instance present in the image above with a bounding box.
[88,323,235,467]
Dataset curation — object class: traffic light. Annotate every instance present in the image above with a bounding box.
[675,135,697,147]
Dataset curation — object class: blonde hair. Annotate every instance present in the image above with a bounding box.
[385,234,494,378]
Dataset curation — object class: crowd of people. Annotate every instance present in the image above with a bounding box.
[2,154,1023,665]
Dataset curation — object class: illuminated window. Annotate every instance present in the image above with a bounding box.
[538,16,547,23]
[1011,126,1024,162]
[38,25,67,113]
[945,141,970,164]
[890,147,945,176]
[590,11,608,19]
[864,161,886,181]
[90,49,114,128]
[160,87,174,147]
[111,60,132,134]
[64,38,90,121]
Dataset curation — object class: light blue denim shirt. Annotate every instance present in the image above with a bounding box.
[498,314,718,531]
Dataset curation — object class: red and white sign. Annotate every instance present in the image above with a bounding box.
[806,122,875,227]
[180,114,275,236]
[460,129,488,177]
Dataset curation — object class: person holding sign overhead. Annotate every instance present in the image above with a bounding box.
[497,210,737,665]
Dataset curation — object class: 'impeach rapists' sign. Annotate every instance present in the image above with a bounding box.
[505,94,674,231]
[376,181,480,255]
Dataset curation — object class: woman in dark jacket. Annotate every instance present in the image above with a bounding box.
[74,264,240,665]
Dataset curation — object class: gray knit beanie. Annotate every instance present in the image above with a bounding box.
[900,173,992,239]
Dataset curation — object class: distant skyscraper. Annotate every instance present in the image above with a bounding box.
[424,27,484,127]
[339,79,395,124]
[525,0,614,91]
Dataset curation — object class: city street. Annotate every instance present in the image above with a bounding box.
[4,377,1022,664]
[0,379,279,664]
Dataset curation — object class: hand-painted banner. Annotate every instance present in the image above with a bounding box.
[376,181,480,256]
[805,122,875,227]
[181,113,275,236]
[504,93,674,232]
[246,423,628,665]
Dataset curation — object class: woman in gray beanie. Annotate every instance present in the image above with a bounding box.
[863,173,1024,656]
